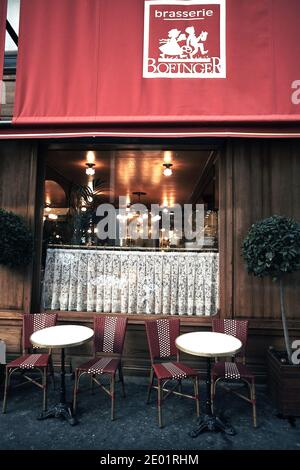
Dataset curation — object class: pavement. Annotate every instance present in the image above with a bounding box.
[0,374,299,450]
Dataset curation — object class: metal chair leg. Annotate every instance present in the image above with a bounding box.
[195,376,200,417]
[178,378,182,397]
[111,374,115,421]
[90,374,95,395]
[158,380,163,428]
[2,367,9,413]
[147,368,154,404]
[118,363,126,398]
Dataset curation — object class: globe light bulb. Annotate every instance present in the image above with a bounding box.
[163,162,173,177]
[86,166,95,176]
[163,167,173,177]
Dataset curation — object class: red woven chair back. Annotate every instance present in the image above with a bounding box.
[212,319,248,358]
[23,313,58,351]
[94,315,127,355]
[145,318,180,362]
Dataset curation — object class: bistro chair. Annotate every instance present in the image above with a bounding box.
[2,313,57,413]
[73,315,127,420]
[211,319,257,427]
[145,318,200,428]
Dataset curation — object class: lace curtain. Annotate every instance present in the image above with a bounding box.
[43,249,219,316]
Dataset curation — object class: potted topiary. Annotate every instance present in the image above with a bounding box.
[0,208,33,268]
[242,215,300,417]
[0,209,33,384]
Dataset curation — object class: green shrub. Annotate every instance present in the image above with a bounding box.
[0,208,33,268]
[242,215,300,363]
[242,215,300,281]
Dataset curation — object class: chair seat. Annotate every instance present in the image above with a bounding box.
[77,357,120,375]
[7,353,50,369]
[212,361,254,380]
[153,361,198,380]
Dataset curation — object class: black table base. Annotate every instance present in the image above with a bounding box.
[190,414,236,437]
[38,402,77,426]
[38,347,77,426]
[190,357,236,437]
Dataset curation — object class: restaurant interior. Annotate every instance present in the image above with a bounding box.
[43,144,219,251]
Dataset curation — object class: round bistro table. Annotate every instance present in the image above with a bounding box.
[30,324,94,425]
[175,331,242,436]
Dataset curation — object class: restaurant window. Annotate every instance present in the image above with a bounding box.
[41,143,219,317]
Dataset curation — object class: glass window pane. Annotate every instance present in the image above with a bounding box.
[5,0,20,52]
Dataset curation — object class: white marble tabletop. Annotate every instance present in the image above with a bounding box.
[175,331,242,358]
[30,325,94,349]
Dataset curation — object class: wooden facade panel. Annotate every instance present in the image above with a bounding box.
[0,142,38,310]
[0,266,25,310]
[231,139,300,320]
[0,312,23,354]
[219,146,233,318]
[0,326,22,353]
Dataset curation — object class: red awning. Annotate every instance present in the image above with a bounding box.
[12,0,300,126]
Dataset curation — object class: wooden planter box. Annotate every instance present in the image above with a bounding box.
[267,349,300,416]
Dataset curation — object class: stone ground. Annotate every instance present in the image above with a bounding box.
[0,374,299,450]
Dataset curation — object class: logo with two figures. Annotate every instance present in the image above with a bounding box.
[159,26,208,61]
[143,0,226,78]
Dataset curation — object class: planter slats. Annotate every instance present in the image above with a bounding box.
[267,349,300,416]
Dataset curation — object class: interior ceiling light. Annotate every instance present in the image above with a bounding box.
[86,163,95,176]
[163,163,173,176]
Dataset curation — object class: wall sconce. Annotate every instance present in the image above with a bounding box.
[163,163,173,177]
[85,163,95,176]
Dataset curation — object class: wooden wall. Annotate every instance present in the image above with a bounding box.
[218,139,300,378]
[229,139,300,321]
[0,141,38,312]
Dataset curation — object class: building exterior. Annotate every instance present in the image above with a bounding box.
[0,0,299,380]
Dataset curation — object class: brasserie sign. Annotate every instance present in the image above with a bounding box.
[143,0,226,78]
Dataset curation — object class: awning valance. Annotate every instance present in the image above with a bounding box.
[12,0,300,126]
[1,124,300,140]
